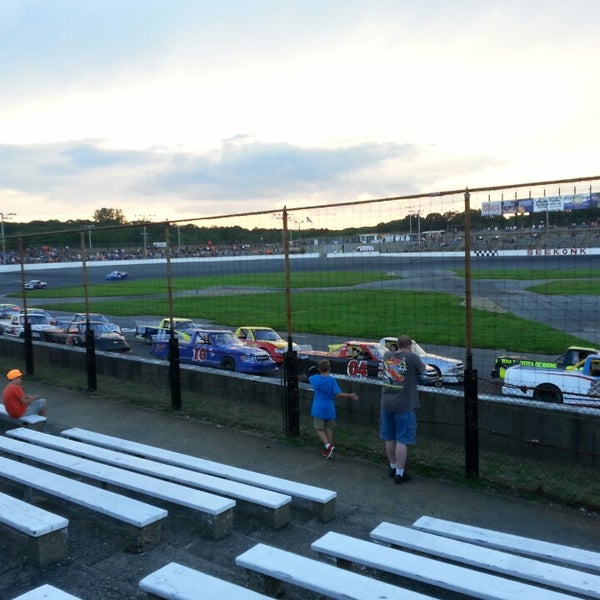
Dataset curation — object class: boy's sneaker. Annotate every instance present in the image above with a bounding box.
[388,466,395,478]
[325,445,335,460]
[394,472,412,484]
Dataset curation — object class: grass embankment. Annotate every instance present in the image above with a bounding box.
[22,271,596,354]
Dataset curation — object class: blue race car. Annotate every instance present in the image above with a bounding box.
[105,270,128,281]
[150,328,278,375]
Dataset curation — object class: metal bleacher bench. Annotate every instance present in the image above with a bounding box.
[0,434,235,540]
[139,562,271,600]
[411,515,600,574]
[7,427,291,529]
[312,531,582,600]
[371,521,600,598]
[0,490,68,567]
[0,404,46,430]
[235,543,437,600]
[11,584,82,600]
[61,427,337,521]
[0,455,166,552]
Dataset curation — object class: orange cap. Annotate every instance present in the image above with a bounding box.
[6,369,23,381]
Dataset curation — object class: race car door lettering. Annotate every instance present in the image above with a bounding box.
[347,359,368,378]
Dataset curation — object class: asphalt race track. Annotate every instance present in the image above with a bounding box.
[1,253,599,381]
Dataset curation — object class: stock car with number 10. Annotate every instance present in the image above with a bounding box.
[150,328,278,375]
[298,340,440,385]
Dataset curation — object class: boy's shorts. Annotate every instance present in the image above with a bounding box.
[313,417,336,430]
[379,409,416,445]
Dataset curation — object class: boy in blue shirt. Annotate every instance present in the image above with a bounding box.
[308,359,359,459]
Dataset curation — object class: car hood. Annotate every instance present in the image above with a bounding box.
[222,344,270,356]
[422,352,462,365]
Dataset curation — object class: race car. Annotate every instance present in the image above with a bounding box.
[65,321,131,352]
[150,328,278,375]
[491,345,600,379]
[105,270,128,280]
[234,326,300,363]
[380,337,464,383]
[24,279,47,289]
[298,340,440,385]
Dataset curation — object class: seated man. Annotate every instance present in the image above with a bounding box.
[2,369,47,418]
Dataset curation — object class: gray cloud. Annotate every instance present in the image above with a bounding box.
[0,137,497,220]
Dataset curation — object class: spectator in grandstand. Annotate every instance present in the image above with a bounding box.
[2,368,47,418]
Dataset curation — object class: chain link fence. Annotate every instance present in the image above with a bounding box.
[2,175,599,510]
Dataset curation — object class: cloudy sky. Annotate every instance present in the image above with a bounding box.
[1,0,598,224]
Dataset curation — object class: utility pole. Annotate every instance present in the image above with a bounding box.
[0,212,16,264]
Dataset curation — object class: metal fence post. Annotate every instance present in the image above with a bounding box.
[165,223,182,411]
[463,188,479,478]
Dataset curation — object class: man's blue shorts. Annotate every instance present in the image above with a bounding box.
[379,409,416,445]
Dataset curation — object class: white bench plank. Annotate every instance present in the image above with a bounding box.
[12,584,82,599]
[0,404,46,429]
[370,522,600,599]
[312,531,579,600]
[62,427,336,521]
[413,515,600,573]
[139,562,271,599]
[0,490,68,537]
[8,428,290,529]
[0,455,166,551]
[0,435,234,539]
[0,491,69,566]
[235,543,436,600]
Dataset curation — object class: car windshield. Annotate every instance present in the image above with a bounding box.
[176,321,198,331]
[209,332,241,346]
[24,315,48,324]
[254,330,280,341]
[366,345,386,360]
[410,341,427,357]
[90,323,119,334]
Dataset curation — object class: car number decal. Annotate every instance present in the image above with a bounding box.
[193,346,208,361]
[347,359,368,378]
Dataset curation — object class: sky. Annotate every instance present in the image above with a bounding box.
[1,0,599,225]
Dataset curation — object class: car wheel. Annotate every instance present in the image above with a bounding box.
[533,384,563,403]
[144,333,153,345]
[222,357,236,371]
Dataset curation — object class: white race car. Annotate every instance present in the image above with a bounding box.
[379,337,465,384]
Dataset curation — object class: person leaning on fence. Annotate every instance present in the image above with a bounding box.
[2,368,47,418]
[380,335,425,484]
[308,359,359,460]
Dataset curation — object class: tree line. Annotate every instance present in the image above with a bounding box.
[3,206,598,251]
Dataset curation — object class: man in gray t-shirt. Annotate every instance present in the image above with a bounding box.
[380,335,426,484]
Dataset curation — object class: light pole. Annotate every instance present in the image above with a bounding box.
[84,225,94,250]
[0,212,16,264]
[135,214,155,257]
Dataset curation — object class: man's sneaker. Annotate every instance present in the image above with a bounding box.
[325,445,335,460]
[321,448,329,458]
[388,466,396,479]
[394,472,412,484]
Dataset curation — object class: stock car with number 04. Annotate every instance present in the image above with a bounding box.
[298,340,440,385]
[150,328,278,375]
